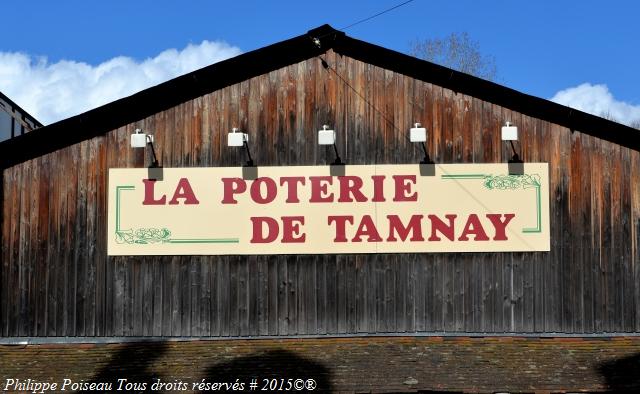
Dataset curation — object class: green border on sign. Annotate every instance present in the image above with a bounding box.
[441,173,542,233]
[114,185,239,245]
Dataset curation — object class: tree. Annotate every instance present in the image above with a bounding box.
[409,32,497,81]
[600,111,640,129]
[599,110,618,122]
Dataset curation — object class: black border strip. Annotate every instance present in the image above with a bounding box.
[1,24,637,169]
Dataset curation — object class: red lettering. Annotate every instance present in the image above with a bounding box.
[352,215,382,243]
[168,178,200,205]
[250,177,277,204]
[338,176,368,202]
[387,215,425,242]
[392,175,418,202]
[427,214,457,241]
[279,177,305,203]
[458,214,490,241]
[309,176,334,202]
[327,216,354,242]
[281,216,306,243]
[371,175,386,202]
[142,179,166,205]
[250,217,279,243]
[221,178,246,204]
[486,213,515,240]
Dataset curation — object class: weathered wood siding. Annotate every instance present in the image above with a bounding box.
[2,50,640,336]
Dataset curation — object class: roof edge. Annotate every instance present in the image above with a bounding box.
[0,25,339,168]
[0,91,43,129]
[1,24,638,168]
[333,35,640,151]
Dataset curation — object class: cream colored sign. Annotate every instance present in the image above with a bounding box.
[107,164,550,255]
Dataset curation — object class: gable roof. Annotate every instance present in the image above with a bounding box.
[0,91,43,133]
[1,24,638,168]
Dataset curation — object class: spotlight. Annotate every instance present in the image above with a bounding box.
[410,123,426,142]
[410,123,432,164]
[318,125,342,165]
[501,121,518,141]
[228,127,254,167]
[318,125,336,145]
[502,122,523,175]
[131,128,159,167]
[228,127,248,147]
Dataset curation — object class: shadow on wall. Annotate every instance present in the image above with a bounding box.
[597,353,640,393]
[75,342,459,393]
[79,341,168,394]
[200,349,332,393]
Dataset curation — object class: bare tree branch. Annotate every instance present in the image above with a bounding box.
[409,32,497,81]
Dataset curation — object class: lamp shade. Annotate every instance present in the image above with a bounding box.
[410,123,427,142]
[228,129,248,147]
[501,123,518,141]
[318,125,335,145]
[131,133,147,148]
[131,129,153,148]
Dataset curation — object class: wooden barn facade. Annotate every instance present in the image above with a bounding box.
[1,25,640,392]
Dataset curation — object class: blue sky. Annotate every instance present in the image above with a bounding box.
[2,0,639,125]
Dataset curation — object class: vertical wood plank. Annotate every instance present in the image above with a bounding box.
[620,147,634,331]
[17,161,30,336]
[395,254,407,332]
[316,255,327,334]
[85,138,99,336]
[8,165,21,335]
[219,257,231,337]
[433,255,444,331]
[266,255,278,335]
[631,149,640,331]
[580,135,595,333]
[277,256,288,335]
[383,255,395,332]
[228,256,239,336]
[0,168,6,336]
[140,260,152,336]
[255,255,267,336]
[161,258,172,337]
[336,254,346,333]
[207,259,218,336]
[287,255,298,335]
[152,258,163,336]
[591,137,605,332]
[611,143,624,331]
[247,255,259,336]
[75,141,88,336]
[545,122,561,331]
[34,158,48,336]
[414,254,426,332]
[1,53,639,339]
[190,258,202,336]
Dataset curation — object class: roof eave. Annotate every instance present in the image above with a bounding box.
[1,24,638,168]
[334,35,640,151]
[0,25,340,168]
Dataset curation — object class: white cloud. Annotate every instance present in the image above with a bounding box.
[0,41,242,125]
[550,83,640,126]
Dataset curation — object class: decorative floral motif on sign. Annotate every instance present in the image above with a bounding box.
[483,174,541,190]
[115,228,172,244]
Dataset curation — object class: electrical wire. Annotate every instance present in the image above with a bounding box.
[318,56,427,160]
[314,0,422,160]
[338,0,415,32]
[314,0,416,42]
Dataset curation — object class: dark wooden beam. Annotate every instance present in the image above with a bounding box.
[0,168,4,328]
